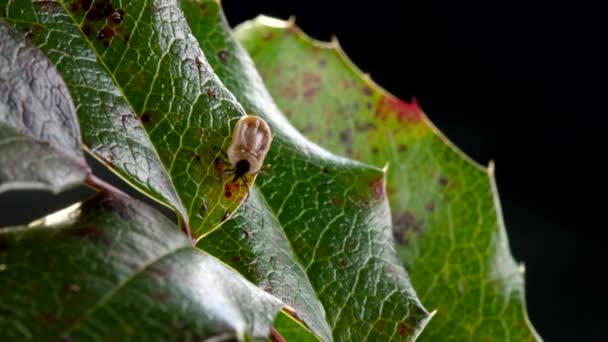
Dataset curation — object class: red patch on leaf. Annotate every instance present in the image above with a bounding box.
[375,95,423,123]
[371,178,386,200]
[397,322,411,336]
[301,72,322,100]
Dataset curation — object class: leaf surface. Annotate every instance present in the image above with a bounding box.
[182,1,432,341]
[236,17,541,341]
[0,191,283,341]
[1,0,252,236]
[0,19,89,193]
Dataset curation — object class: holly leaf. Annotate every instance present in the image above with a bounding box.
[235,16,542,341]
[0,19,89,193]
[182,1,432,341]
[0,0,253,236]
[0,191,283,340]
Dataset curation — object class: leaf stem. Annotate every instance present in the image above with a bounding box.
[84,174,127,196]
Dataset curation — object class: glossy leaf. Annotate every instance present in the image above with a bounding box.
[236,17,541,341]
[0,0,252,236]
[0,191,283,341]
[182,1,432,341]
[0,20,89,193]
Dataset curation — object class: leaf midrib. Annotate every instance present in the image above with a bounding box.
[59,244,191,338]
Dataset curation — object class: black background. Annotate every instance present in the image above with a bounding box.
[0,2,603,341]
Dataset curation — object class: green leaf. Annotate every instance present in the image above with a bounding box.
[0,0,252,236]
[182,1,431,341]
[0,191,283,341]
[0,19,89,193]
[236,17,542,341]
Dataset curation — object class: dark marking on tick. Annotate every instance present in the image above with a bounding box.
[217,50,229,63]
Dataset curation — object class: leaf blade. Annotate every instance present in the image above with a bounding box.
[182,1,432,340]
[236,17,542,341]
[0,19,89,194]
[0,192,283,340]
[0,0,253,236]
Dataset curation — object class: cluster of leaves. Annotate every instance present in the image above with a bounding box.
[0,0,540,341]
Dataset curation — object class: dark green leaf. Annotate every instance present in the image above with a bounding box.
[236,17,541,341]
[182,1,432,341]
[0,20,89,193]
[0,0,252,236]
[0,191,283,341]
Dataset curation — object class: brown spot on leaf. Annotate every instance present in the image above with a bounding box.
[339,129,353,155]
[375,95,423,123]
[74,225,109,245]
[206,88,217,97]
[397,323,411,337]
[398,144,407,152]
[24,25,43,39]
[371,178,385,200]
[37,312,57,326]
[217,50,229,63]
[279,82,297,100]
[354,121,375,132]
[318,59,327,67]
[301,72,322,100]
[371,146,379,154]
[439,176,449,186]
[340,259,348,268]
[156,292,170,302]
[66,284,81,292]
[262,31,273,41]
[97,25,114,40]
[362,86,373,96]
[140,111,153,123]
[425,201,435,213]
[392,211,424,245]
[109,9,125,25]
[81,24,93,37]
[200,202,208,213]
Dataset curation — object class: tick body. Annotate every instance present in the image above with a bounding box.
[226,115,272,181]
